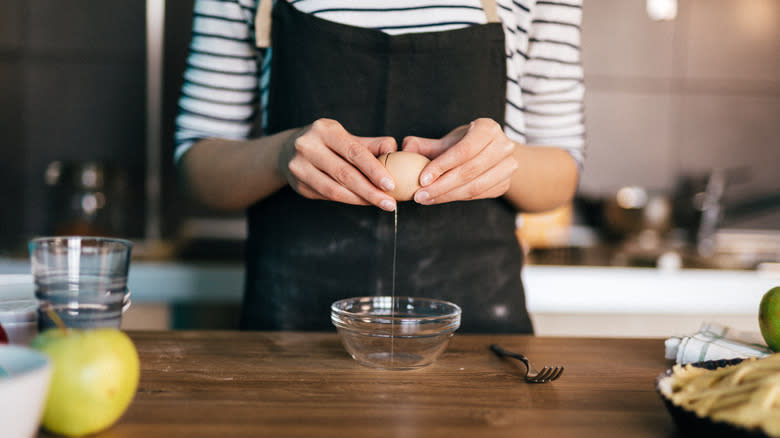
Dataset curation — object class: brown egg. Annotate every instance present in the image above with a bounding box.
[378,151,431,201]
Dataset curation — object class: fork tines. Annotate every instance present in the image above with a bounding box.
[528,366,564,383]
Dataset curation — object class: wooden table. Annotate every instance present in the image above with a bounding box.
[40,331,684,438]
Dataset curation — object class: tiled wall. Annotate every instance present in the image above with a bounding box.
[580,0,780,224]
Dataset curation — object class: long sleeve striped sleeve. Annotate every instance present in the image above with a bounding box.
[520,0,585,169]
[174,0,261,164]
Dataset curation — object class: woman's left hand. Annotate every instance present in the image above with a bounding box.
[401,118,519,205]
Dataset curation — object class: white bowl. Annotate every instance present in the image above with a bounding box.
[0,345,52,438]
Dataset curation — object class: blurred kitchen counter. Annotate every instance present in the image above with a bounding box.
[2,256,778,337]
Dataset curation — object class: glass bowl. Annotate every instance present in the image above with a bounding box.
[331,296,461,370]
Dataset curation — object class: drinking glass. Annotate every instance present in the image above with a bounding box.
[28,236,132,329]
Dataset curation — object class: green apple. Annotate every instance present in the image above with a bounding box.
[31,328,140,436]
[759,286,780,352]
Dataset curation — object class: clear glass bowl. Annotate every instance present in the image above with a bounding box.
[331,296,461,370]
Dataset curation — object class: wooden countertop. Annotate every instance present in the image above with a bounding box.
[39,331,682,438]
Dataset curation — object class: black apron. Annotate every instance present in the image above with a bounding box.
[241,0,533,333]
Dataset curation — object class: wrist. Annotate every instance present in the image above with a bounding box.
[276,126,308,187]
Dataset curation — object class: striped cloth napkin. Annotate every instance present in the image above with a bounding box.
[664,322,774,364]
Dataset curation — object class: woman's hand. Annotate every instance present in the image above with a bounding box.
[279,118,399,211]
[402,118,519,205]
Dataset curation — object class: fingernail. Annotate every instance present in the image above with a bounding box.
[420,173,433,186]
[380,177,395,191]
[380,199,396,211]
[414,191,431,204]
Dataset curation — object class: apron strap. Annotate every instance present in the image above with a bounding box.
[255,0,273,48]
[481,0,500,23]
[255,0,501,48]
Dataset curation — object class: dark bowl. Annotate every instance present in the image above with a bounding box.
[655,358,768,438]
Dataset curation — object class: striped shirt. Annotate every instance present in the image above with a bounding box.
[174,0,585,169]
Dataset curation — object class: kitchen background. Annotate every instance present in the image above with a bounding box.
[1,0,778,253]
[0,0,778,332]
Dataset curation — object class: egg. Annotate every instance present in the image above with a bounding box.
[378,151,431,201]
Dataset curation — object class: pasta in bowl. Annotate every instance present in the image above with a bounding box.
[656,355,780,437]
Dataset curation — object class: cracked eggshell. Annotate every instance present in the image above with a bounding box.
[378,151,431,201]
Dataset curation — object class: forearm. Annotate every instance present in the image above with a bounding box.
[503,143,579,213]
[179,128,300,211]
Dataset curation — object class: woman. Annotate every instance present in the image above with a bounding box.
[175,0,585,332]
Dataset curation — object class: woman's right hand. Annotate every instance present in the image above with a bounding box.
[278,119,399,211]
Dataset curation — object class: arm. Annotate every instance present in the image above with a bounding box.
[400,0,584,213]
[173,0,270,210]
[181,121,399,212]
[401,119,578,213]
[513,0,585,211]
[179,129,297,211]
[175,1,397,212]
[503,142,579,212]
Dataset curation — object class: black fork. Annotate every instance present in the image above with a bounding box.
[490,344,564,383]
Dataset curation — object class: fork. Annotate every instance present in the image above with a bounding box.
[490,344,564,383]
